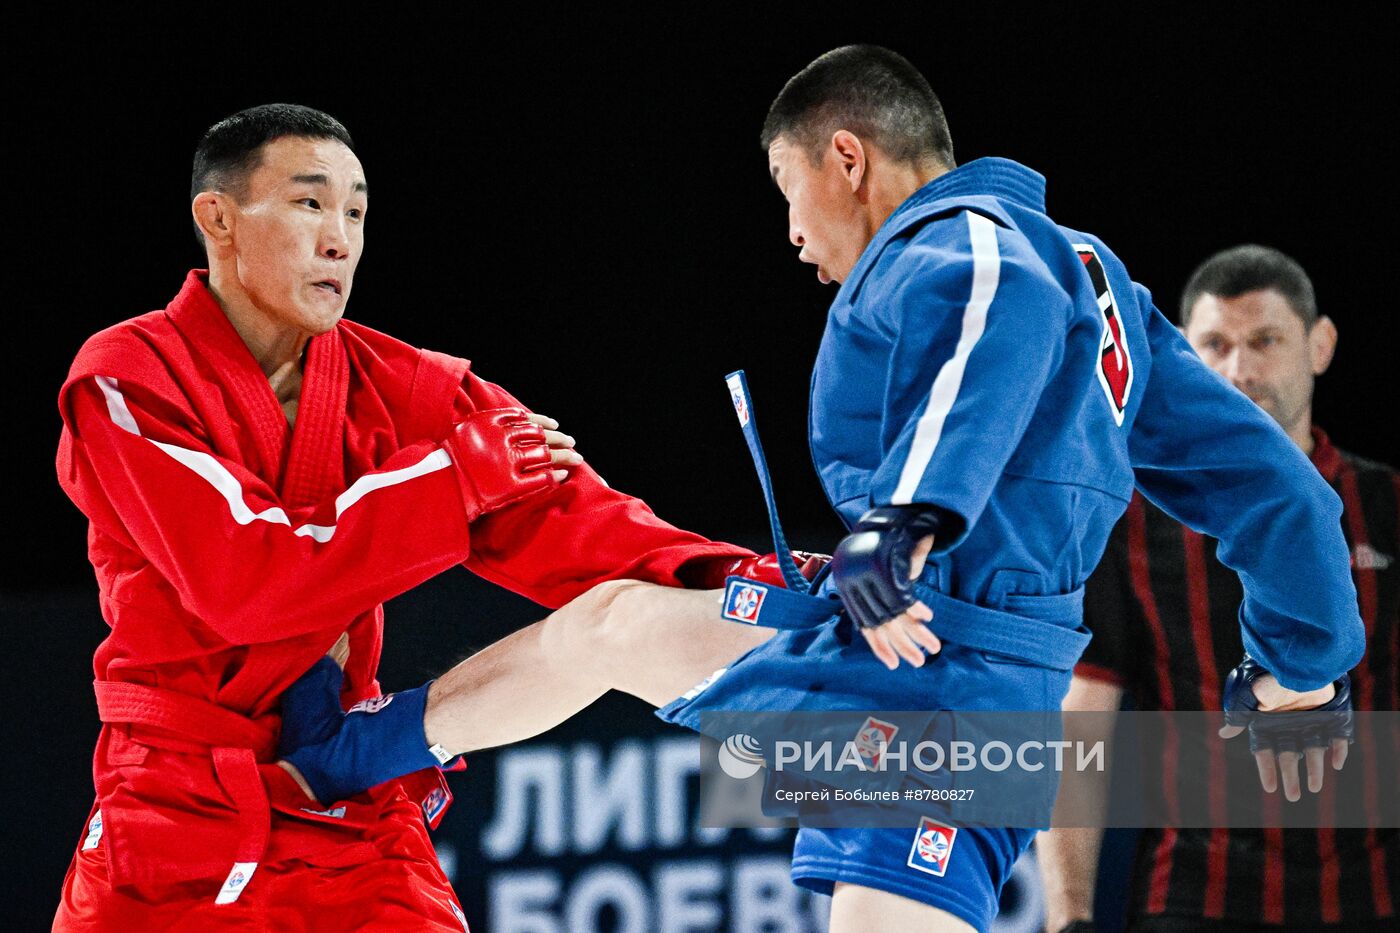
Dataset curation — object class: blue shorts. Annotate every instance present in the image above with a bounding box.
[791,823,1036,932]
[657,579,1082,932]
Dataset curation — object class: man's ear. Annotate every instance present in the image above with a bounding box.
[1309,315,1338,376]
[830,130,867,194]
[192,192,235,247]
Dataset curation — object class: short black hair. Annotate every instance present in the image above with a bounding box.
[761,45,954,168]
[1180,245,1318,328]
[190,103,355,245]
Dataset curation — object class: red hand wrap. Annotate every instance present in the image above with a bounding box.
[691,551,831,589]
[448,408,557,520]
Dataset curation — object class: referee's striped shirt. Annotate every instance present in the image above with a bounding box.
[1079,428,1399,928]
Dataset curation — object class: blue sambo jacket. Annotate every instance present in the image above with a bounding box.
[810,157,1364,691]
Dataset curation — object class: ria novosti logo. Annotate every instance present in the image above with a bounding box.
[718,733,765,779]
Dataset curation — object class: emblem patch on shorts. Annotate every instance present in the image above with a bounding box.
[908,816,957,876]
[722,580,768,623]
[215,861,259,905]
[82,809,104,850]
[854,716,899,769]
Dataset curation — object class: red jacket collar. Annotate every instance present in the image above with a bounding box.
[163,270,348,503]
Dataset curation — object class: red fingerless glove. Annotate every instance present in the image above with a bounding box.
[793,551,832,581]
[685,551,831,589]
[447,408,557,520]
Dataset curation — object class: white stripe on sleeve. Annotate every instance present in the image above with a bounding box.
[96,375,140,435]
[93,375,452,543]
[891,211,1002,505]
[295,449,453,542]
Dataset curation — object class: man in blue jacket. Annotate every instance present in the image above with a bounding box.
[278,46,1365,933]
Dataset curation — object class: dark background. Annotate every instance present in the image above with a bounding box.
[3,6,1396,930]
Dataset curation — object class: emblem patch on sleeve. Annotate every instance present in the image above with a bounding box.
[1075,243,1134,425]
[907,816,957,876]
[722,580,768,623]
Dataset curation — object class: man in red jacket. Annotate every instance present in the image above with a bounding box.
[52,103,783,930]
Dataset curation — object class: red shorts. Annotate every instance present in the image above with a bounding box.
[53,809,469,932]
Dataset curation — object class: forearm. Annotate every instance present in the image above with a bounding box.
[464,467,754,607]
[1037,827,1104,930]
[66,380,567,642]
[1038,676,1124,928]
[66,380,476,639]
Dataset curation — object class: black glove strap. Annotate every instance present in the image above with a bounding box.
[832,506,945,629]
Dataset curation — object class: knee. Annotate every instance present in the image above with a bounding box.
[544,579,652,655]
[577,578,652,626]
[584,578,651,614]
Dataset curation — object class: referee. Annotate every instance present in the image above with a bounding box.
[1039,245,1398,932]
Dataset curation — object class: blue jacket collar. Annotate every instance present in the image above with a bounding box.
[837,158,1046,302]
[892,157,1047,222]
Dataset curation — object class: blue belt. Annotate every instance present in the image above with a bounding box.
[913,582,1089,671]
[721,369,1090,673]
[724,370,812,593]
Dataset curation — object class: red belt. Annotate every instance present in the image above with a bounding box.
[94,680,276,905]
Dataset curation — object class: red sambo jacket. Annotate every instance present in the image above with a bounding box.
[55,270,751,900]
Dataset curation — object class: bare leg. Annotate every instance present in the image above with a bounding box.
[424,580,774,755]
[828,883,978,933]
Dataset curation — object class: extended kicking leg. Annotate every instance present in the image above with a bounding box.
[280,580,773,803]
[424,580,775,753]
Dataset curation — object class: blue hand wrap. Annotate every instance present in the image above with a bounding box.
[1222,655,1355,755]
[282,675,446,805]
[831,505,943,630]
[278,656,345,753]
